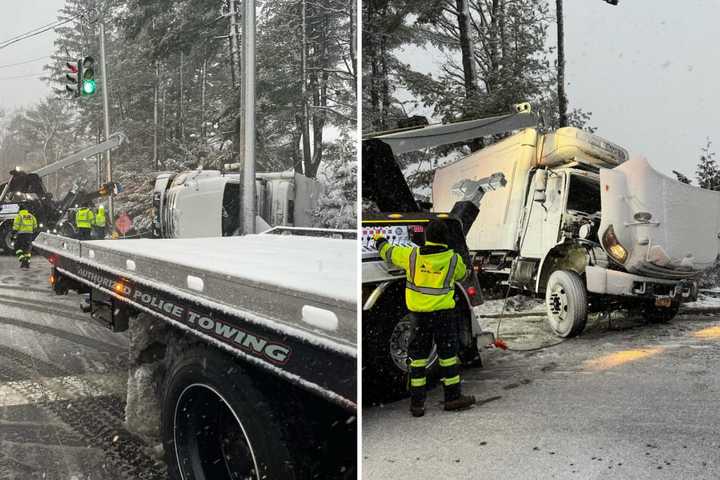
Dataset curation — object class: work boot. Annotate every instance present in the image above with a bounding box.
[409,391,426,418]
[444,394,476,412]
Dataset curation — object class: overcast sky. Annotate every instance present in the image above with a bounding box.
[399,1,720,178]
[0,0,65,112]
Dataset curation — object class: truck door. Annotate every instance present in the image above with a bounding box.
[520,171,566,259]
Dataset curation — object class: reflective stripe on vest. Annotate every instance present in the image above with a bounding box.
[405,251,459,296]
[383,245,395,266]
[77,209,93,228]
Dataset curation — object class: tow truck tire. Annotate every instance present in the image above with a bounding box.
[0,223,14,254]
[363,304,438,403]
[545,270,588,338]
[641,301,680,324]
[161,347,296,480]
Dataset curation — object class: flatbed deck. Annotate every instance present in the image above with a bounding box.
[34,232,357,409]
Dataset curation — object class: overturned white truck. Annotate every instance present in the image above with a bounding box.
[430,121,720,337]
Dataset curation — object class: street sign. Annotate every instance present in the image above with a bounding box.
[115,213,133,235]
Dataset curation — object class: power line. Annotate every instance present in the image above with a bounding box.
[0,19,64,45]
[0,17,76,51]
[0,73,44,81]
[0,56,49,69]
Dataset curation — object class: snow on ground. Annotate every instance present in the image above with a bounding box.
[684,289,720,310]
[85,234,357,303]
[474,295,545,317]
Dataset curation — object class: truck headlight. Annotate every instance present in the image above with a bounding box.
[579,224,591,240]
[602,225,627,264]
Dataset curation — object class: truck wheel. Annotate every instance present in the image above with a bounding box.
[545,270,588,338]
[363,309,438,403]
[0,224,13,254]
[640,301,680,324]
[162,347,296,480]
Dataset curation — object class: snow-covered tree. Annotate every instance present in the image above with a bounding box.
[697,138,720,190]
[312,133,356,229]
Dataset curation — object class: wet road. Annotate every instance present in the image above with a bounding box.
[363,306,720,479]
[0,255,166,479]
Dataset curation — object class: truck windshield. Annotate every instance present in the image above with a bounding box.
[567,174,600,215]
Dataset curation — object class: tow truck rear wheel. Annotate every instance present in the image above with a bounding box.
[0,224,14,254]
[363,291,438,403]
[545,270,588,338]
[162,347,296,480]
[640,301,680,324]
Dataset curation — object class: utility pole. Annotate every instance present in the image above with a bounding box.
[153,61,159,170]
[239,0,256,235]
[300,0,311,175]
[556,0,568,128]
[99,22,113,221]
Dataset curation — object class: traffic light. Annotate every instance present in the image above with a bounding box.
[65,59,81,97]
[81,56,96,96]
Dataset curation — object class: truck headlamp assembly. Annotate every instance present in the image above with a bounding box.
[602,225,627,264]
[579,223,592,240]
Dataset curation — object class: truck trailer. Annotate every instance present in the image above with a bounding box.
[33,230,356,479]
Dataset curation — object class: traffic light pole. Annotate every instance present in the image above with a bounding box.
[99,22,113,225]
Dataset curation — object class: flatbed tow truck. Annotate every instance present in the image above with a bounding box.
[33,229,356,479]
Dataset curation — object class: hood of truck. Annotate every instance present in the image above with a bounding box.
[599,156,720,279]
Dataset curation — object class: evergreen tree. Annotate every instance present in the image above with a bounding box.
[697,138,719,190]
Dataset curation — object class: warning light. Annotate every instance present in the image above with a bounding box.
[113,280,127,295]
[467,287,478,297]
[47,254,59,266]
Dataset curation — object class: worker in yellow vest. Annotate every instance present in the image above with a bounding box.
[374,220,476,417]
[12,208,38,269]
[75,203,95,241]
[93,204,107,239]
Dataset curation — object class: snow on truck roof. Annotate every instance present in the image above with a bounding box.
[84,234,357,304]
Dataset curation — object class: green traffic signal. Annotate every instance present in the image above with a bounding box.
[81,56,96,96]
[82,79,96,95]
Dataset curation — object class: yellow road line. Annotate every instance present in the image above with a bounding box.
[583,347,665,372]
[692,325,720,339]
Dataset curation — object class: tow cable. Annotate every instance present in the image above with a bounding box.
[490,262,567,352]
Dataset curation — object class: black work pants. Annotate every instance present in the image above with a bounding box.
[15,233,32,264]
[77,228,92,241]
[408,309,462,403]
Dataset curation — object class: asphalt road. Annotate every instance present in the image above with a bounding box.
[363,306,720,479]
[0,255,166,479]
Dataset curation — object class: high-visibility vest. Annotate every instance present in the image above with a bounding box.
[380,241,467,312]
[95,207,106,227]
[76,208,95,229]
[13,210,37,234]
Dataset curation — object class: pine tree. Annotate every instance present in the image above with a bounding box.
[312,132,356,229]
[697,138,719,190]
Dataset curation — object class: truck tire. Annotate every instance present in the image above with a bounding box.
[640,301,680,324]
[0,223,14,254]
[161,347,296,480]
[363,293,438,403]
[545,270,588,338]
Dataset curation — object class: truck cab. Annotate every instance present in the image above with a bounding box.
[0,170,58,252]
